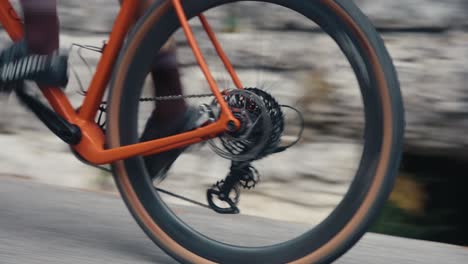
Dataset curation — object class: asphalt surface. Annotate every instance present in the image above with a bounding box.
[1,175,467,264]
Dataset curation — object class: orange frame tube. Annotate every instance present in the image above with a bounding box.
[0,0,242,165]
[198,14,243,89]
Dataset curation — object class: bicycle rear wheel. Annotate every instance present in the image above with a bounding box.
[107,0,404,263]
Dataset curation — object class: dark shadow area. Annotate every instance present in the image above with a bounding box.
[372,152,468,246]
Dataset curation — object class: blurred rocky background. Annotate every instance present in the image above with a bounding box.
[0,0,467,246]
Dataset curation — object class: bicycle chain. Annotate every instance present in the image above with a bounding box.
[138,93,215,102]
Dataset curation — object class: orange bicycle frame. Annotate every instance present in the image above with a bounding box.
[0,0,242,165]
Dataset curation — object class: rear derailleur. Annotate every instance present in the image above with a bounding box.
[205,88,303,214]
[207,162,260,214]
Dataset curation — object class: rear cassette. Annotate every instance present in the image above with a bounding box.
[209,88,284,162]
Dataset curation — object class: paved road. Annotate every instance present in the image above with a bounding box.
[0,176,467,264]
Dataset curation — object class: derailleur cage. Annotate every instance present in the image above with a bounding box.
[206,162,260,214]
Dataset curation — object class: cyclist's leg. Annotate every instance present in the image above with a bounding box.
[20,0,59,54]
[121,0,187,123]
[147,39,187,125]
[126,0,194,181]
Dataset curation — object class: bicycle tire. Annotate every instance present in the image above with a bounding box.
[106,0,405,263]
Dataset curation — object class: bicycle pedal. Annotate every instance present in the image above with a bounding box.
[24,52,69,88]
[0,49,69,88]
[43,53,69,88]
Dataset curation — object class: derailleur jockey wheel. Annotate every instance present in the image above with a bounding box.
[207,162,260,214]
